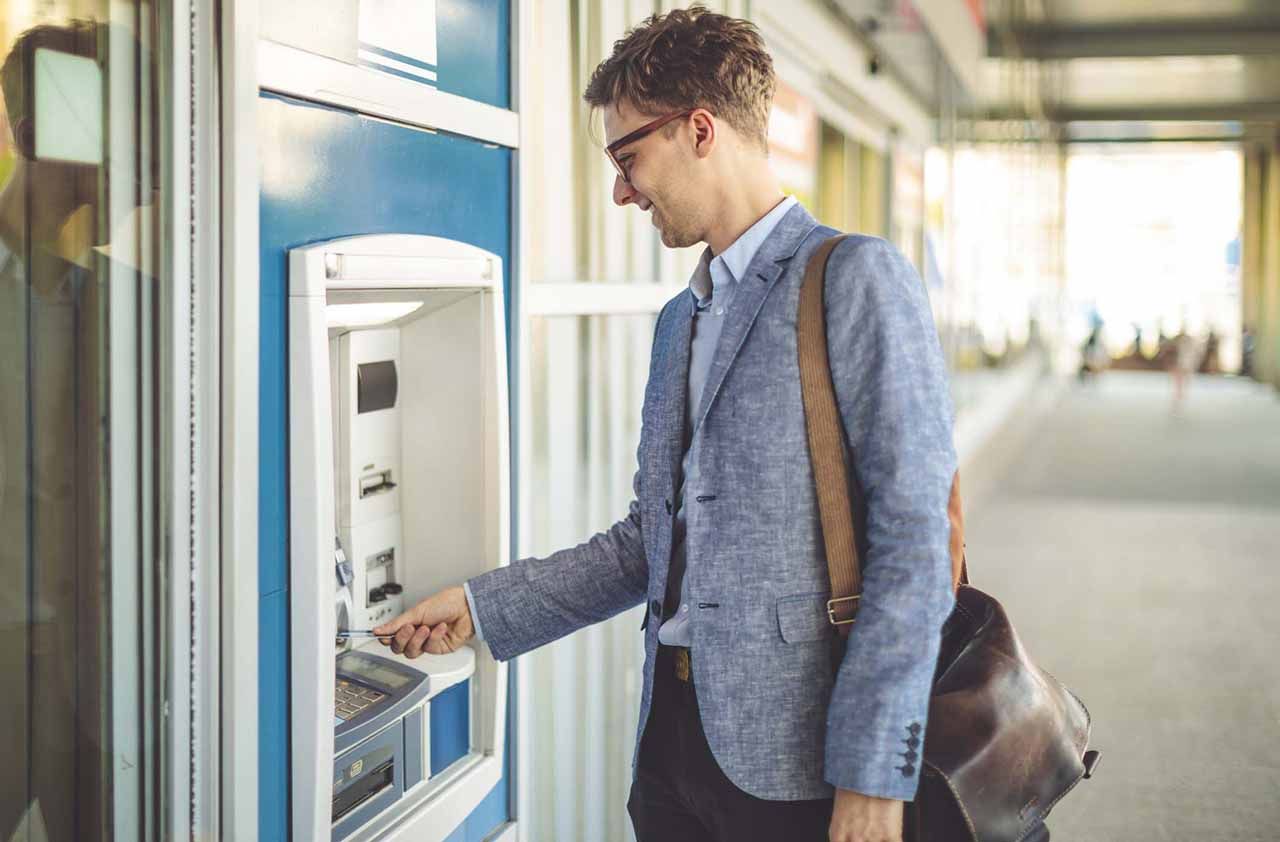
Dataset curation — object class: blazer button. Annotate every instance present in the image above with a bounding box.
[650,599,662,616]
[664,498,672,514]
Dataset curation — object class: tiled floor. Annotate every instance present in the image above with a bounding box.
[964,372,1280,840]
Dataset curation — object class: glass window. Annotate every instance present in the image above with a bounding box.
[523,312,653,842]
[0,4,165,839]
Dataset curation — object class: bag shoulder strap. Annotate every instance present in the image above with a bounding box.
[797,235,968,637]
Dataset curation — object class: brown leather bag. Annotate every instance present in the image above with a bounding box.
[797,236,1100,842]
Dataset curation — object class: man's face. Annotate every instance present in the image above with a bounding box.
[602,100,706,250]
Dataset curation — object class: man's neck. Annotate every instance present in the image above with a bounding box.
[704,176,787,256]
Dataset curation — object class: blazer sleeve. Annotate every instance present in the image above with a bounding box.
[463,302,674,662]
[464,472,648,663]
[819,236,957,800]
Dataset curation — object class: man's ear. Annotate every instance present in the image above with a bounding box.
[689,108,716,160]
[13,116,35,160]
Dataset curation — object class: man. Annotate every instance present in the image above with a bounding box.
[376,7,956,841]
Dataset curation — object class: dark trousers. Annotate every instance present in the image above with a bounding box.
[627,646,835,842]
[628,647,1052,842]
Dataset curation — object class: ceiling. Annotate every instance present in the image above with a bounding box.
[981,0,1280,124]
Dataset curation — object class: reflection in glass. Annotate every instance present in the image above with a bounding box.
[0,5,163,840]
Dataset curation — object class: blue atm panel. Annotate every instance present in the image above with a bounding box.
[259,91,511,841]
[429,680,471,776]
[434,0,510,109]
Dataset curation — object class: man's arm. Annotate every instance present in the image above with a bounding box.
[821,236,957,801]
[379,300,676,663]
[377,472,648,661]
[464,480,648,662]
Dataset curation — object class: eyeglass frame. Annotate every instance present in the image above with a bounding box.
[604,108,697,184]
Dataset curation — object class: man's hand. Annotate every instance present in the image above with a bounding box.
[373,585,474,659]
[829,788,903,842]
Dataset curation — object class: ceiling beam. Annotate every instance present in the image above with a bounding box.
[978,102,1280,123]
[1062,135,1244,145]
[988,22,1280,59]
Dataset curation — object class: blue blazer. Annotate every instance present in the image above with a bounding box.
[468,204,957,802]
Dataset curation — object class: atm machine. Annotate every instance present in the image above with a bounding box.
[289,234,510,841]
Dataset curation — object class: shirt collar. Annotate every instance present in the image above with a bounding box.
[689,195,798,302]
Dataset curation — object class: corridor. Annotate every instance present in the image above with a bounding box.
[964,372,1280,840]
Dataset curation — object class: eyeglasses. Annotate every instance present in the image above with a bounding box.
[604,109,695,184]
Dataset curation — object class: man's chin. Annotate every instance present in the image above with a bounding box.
[659,227,698,250]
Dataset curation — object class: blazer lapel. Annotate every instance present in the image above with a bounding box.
[690,203,819,437]
[654,297,693,491]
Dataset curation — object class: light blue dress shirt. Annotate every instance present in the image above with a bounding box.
[466,195,799,645]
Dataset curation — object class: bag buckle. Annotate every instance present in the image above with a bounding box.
[827,595,860,626]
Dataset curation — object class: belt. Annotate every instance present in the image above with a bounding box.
[670,646,691,682]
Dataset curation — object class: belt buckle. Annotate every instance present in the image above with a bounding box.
[674,648,691,682]
[827,595,860,626]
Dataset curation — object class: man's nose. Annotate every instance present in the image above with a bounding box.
[613,174,638,207]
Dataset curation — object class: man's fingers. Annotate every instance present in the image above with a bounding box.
[368,589,470,656]
[391,624,416,655]
[373,608,418,638]
[404,624,433,659]
[426,623,451,655]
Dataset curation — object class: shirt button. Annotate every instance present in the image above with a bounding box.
[714,308,724,316]
[681,604,689,614]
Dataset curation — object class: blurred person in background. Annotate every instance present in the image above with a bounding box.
[1078,310,1108,381]
[1240,324,1256,377]
[374,6,957,842]
[1170,326,1202,412]
[1199,329,1220,375]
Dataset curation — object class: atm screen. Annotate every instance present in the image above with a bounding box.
[343,656,412,690]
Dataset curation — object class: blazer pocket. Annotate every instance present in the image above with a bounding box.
[775,592,834,644]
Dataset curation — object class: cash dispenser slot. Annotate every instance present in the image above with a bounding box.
[359,470,397,498]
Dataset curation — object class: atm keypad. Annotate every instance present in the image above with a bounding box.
[334,678,387,721]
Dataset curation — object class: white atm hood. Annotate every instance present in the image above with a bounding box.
[289,234,511,842]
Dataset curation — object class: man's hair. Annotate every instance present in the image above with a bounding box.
[583,5,776,150]
[1,21,100,159]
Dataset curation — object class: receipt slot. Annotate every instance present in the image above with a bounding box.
[289,235,510,842]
